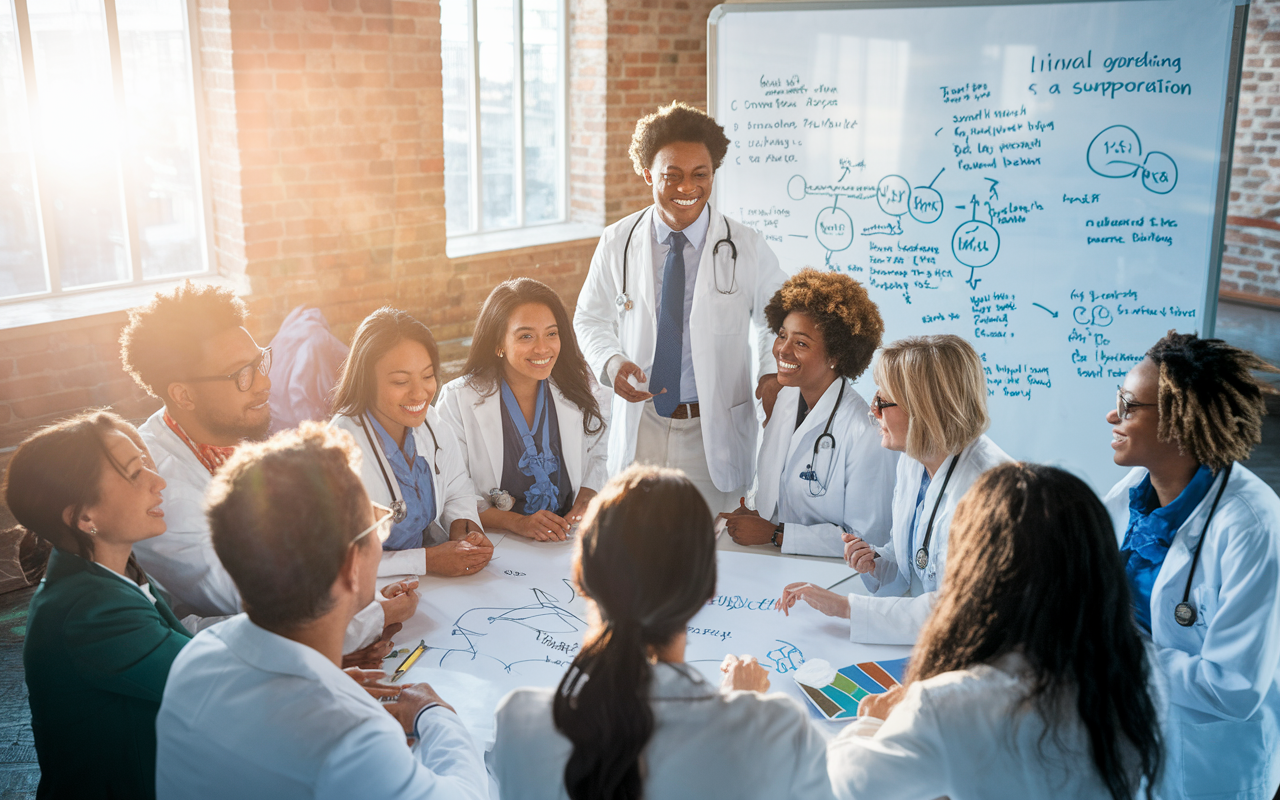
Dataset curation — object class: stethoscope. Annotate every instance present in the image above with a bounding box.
[615,207,738,312]
[355,413,440,525]
[915,454,962,571]
[1173,463,1232,628]
[798,381,846,497]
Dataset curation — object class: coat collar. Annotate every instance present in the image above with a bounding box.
[44,548,188,632]
[469,378,585,496]
[209,614,368,696]
[650,662,718,701]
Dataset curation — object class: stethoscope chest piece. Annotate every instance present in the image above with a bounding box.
[616,293,633,311]
[1174,601,1197,627]
[915,548,929,570]
[389,499,408,524]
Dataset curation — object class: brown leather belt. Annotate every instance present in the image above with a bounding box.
[670,402,700,419]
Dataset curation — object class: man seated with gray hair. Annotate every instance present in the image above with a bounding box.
[155,422,487,800]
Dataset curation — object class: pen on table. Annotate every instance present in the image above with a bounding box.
[391,641,427,682]
[826,573,857,592]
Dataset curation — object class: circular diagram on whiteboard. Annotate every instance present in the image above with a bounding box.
[876,175,911,217]
[815,207,854,252]
[951,220,999,268]
[787,174,809,202]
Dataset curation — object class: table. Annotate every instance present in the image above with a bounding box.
[380,531,912,749]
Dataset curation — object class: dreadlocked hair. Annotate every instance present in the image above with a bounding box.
[1146,330,1278,471]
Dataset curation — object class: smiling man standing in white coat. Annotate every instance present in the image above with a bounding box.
[574,102,786,512]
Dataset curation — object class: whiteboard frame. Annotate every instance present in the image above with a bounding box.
[706,0,1250,337]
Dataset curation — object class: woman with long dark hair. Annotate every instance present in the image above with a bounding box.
[827,462,1164,800]
[6,411,191,799]
[438,278,607,540]
[331,307,493,577]
[1103,331,1280,799]
[490,465,833,800]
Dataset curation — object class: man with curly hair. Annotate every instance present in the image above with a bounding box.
[1102,331,1280,800]
[119,282,412,664]
[574,102,786,512]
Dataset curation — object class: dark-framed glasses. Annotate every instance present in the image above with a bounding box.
[1115,388,1155,421]
[870,393,899,417]
[351,502,394,546]
[187,347,272,392]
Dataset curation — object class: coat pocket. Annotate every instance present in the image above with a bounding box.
[1180,717,1270,797]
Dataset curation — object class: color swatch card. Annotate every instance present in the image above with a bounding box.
[792,657,910,721]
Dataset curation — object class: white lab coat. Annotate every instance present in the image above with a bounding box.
[435,377,608,522]
[754,382,898,556]
[1105,464,1280,800]
[156,614,489,800]
[827,652,1145,799]
[849,434,1012,645]
[331,409,482,577]
[135,409,385,651]
[489,662,835,800]
[573,206,786,491]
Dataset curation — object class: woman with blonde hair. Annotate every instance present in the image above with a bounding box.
[778,334,1011,644]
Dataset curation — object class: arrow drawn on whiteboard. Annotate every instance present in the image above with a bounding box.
[1032,303,1059,318]
[837,166,850,182]
[985,178,999,200]
[935,127,943,136]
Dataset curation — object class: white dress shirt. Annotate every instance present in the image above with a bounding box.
[156,614,489,800]
[490,662,835,800]
[650,204,709,403]
[136,408,385,651]
[828,653,1144,799]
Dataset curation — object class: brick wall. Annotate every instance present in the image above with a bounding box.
[5,0,1280,448]
[1223,0,1280,306]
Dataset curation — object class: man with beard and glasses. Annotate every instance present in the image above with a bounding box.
[120,282,414,664]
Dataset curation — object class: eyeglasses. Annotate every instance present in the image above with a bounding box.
[351,502,394,547]
[187,347,272,392]
[1115,388,1155,421]
[869,394,899,417]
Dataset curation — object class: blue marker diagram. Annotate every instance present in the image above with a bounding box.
[1086,125,1177,195]
[951,194,1000,290]
[787,167,946,266]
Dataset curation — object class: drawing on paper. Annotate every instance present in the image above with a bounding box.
[792,657,910,720]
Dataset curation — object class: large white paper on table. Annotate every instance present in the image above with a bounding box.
[391,535,910,747]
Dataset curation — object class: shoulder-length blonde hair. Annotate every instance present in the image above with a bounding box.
[872,334,989,461]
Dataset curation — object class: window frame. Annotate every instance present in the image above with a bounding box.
[1,0,215,307]
[449,0,569,239]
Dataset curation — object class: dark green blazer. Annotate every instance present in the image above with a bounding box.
[24,548,191,800]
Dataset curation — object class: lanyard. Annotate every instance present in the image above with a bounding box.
[1174,463,1233,627]
[915,453,961,571]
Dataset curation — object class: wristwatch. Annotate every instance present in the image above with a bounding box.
[771,524,784,548]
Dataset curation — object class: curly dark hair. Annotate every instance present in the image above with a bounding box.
[1146,330,1278,471]
[628,102,730,175]
[119,281,248,399]
[764,269,883,380]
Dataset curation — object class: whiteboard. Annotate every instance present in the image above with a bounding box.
[710,0,1246,491]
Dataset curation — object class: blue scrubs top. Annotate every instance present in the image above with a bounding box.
[368,415,437,551]
[499,381,573,517]
[1122,464,1214,631]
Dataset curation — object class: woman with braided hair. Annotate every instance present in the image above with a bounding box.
[1103,330,1280,800]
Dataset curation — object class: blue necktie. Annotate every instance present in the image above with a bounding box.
[651,230,687,418]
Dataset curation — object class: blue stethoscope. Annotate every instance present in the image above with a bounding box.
[798,381,846,497]
[615,206,738,312]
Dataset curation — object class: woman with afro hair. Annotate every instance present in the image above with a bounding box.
[720,269,897,557]
[1102,330,1280,799]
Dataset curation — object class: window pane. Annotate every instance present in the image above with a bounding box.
[523,0,559,224]
[117,0,203,279]
[441,0,471,234]
[0,0,46,299]
[28,0,129,289]
[477,0,515,230]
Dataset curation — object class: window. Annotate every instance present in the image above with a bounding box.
[441,0,566,237]
[0,0,209,303]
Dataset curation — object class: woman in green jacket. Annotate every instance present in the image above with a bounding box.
[4,410,191,800]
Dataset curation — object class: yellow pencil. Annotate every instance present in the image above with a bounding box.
[391,641,426,682]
